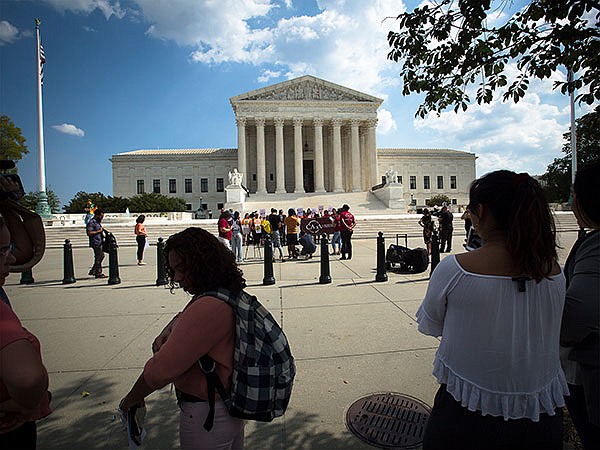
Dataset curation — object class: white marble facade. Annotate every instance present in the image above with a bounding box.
[111,75,476,211]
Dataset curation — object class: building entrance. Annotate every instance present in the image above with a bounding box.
[303,160,314,193]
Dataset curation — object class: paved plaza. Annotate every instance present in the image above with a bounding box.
[7,230,579,449]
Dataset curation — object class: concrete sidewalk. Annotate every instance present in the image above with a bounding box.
[7,230,579,449]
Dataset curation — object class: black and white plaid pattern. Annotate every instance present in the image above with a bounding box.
[203,289,295,421]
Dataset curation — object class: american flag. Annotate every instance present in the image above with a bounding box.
[39,43,45,85]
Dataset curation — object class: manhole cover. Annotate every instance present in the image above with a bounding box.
[346,392,431,449]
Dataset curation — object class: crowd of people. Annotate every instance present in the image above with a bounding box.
[1,162,598,449]
[214,204,356,263]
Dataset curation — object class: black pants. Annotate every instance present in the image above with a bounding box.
[423,384,563,449]
[0,421,37,449]
[565,383,600,450]
[91,245,104,275]
[340,229,353,258]
[136,235,146,261]
[439,228,453,252]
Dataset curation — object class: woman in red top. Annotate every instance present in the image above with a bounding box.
[134,214,148,265]
[119,227,246,449]
[0,217,51,449]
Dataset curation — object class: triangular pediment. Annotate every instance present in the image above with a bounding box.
[230,75,382,104]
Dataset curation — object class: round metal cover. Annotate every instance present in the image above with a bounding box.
[346,392,431,449]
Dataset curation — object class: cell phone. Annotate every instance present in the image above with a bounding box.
[0,173,25,201]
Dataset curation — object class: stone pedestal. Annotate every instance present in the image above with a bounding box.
[372,184,407,211]
[225,184,246,210]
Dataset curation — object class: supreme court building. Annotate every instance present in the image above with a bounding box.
[112,75,476,212]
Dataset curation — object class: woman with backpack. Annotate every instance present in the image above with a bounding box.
[119,227,246,449]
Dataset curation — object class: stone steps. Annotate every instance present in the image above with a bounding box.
[42,212,579,249]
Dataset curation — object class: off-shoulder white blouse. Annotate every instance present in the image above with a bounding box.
[417,255,568,421]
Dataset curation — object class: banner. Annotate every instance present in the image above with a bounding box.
[300,217,336,235]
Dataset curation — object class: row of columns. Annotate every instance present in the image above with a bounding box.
[236,117,377,194]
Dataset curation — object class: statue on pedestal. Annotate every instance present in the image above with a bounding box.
[385,167,398,185]
[228,168,243,186]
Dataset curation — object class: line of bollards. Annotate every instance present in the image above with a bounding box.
[319,234,331,284]
[62,239,76,284]
[262,234,276,285]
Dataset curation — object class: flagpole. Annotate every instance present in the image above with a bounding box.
[35,18,52,218]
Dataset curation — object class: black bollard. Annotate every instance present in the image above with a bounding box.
[107,232,121,285]
[156,237,167,286]
[263,233,275,286]
[20,269,34,285]
[430,230,441,276]
[375,231,388,282]
[62,239,76,284]
[319,233,332,284]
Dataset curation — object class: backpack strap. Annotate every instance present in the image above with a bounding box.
[198,355,230,431]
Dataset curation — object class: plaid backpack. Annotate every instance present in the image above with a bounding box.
[198,289,295,431]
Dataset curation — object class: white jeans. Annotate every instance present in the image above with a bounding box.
[179,400,245,450]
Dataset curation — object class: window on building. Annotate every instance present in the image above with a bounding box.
[169,179,177,193]
[201,178,208,192]
[185,178,192,193]
[217,202,224,210]
[153,179,160,194]
[409,175,416,189]
[450,176,457,189]
[201,203,208,210]
[186,203,192,211]
[216,178,224,192]
[397,175,402,184]
[269,173,274,181]
[452,198,457,205]
[252,174,257,181]
[381,176,386,184]
[136,180,144,194]
[423,176,430,190]
[437,176,444,189]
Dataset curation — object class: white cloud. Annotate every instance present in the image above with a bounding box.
[52,123,85,137]
[44,0,125,20]
[0,21,20,45]
[377,108,397,134]
[258,69,282,83]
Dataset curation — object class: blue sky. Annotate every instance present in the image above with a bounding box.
[0,0,592,208]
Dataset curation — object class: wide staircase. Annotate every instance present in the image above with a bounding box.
[42,212,579,249]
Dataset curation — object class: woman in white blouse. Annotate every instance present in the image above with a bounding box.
[417,170,567,449]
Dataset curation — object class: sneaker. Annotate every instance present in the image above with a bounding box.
[95,273,108,279]
[137,262,146,266]
[88,269,94,276]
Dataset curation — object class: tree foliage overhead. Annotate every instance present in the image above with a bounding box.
[387,0,599,117]
[0,115,29,162]
[540,105,600,202]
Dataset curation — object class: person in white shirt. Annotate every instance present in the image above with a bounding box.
[417,170,567,449]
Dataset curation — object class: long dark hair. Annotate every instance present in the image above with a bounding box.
[164,227,245,295]
[468,170,557,282]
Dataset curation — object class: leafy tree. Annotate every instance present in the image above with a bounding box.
[128,192,186,213]
[0,115,29,162]
[540,106,600,202]
[63,191,129,214]
[387,0,599,117]
[427,194,452,207]
[20,190,61,214]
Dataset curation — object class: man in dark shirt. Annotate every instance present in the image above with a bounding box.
[86,210,107,278]
[267,208,284,261]
[438,205,454,253]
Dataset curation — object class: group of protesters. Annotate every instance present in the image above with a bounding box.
[215,204,356,263]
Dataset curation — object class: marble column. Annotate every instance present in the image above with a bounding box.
[236,117,247,184]
[350,119,361,192]
[366,119,378,188]
[274,117,286,194]
[359,127,368,191]
[313,118,325,193]
[255,117,267,194]
[331,118,343,192]
[293,118,304,193]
